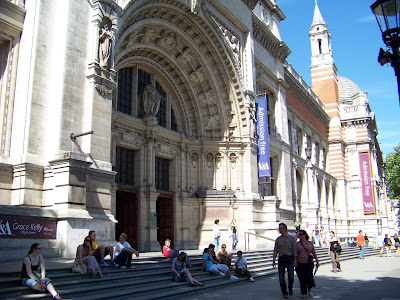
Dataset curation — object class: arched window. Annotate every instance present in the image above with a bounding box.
[318,39,322,54]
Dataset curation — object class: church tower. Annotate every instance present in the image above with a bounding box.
[309,1,344,179]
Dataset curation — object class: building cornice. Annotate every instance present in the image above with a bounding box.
[284,66,329,127]
[252,15,291,62]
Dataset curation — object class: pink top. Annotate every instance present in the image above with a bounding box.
[162,245,171,258]
[296,241,314,264]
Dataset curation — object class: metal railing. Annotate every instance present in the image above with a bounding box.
[244,232,276,251]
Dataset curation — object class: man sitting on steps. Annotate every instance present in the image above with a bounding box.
[89,231,117,267]
[114,233,139,269]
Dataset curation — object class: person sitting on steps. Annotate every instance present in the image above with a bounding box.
[172,251,204,287]
[200,247,240,280]
[114,233,139,269]
[89,230,117,267]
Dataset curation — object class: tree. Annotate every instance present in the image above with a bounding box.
[385,143,400,228]
[386,144,400,200]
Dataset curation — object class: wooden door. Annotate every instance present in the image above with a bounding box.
[156,196,174,248]
[116,190,138,248]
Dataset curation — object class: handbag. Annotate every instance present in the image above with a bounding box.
[72,260,87,273]
[300,242,314,264]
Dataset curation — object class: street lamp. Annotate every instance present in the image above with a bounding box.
[371,0,400,103]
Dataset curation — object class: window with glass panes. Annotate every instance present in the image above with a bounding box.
[117,68,132,115]
[155,157,169,191]
[155,81,166,127]
[115,147,135,186]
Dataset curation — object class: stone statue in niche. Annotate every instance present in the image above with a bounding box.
[141,84,162,118]
[192,153,199,168]
[99,18,113,69]
[141,26,156,44]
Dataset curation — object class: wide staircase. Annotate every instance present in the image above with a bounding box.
[0,246,380,300]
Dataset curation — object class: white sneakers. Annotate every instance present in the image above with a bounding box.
[218,271,226,277]
[249,277,255,282]
[230,275,240,280]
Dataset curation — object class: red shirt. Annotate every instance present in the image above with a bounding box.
[357,233,365,246]
[162,245,171,258]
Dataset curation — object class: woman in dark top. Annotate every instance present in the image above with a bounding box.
[295,230,320,299]
[21,243,61,299]
[384,234,392,257]
[328,231,341,273]
[394,233,400,257]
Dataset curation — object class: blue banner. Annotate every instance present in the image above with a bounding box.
[255,96,271,177]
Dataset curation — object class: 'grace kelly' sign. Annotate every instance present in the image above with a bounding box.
[0,216,57,239]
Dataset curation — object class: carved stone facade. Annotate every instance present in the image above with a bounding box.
[0,0,394,259]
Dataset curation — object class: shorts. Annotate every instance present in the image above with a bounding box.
[22,277,52,288]
[209,264,229,274]
[93,246,110,262]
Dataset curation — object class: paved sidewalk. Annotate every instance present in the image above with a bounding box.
[182,255,400,300]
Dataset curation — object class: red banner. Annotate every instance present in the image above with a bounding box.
[359,152,375,214]
[0,216,57,239]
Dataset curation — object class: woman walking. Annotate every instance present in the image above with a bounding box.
[394,233,400,257]
[21,243,61,299]
[230,219,238,250]
[328,231,341,273]
[295,230,320,298]
[384,234,392,257]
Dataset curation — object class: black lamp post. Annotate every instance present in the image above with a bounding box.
[371,0,400,103]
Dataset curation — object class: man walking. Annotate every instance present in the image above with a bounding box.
[357,230,365,259]
[273,223,298,299]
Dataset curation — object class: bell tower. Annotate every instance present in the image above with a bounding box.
[309,0,339,119]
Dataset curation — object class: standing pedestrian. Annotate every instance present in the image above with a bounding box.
[229,219,238,250]
[384,234,392,257]
[312,225,320,247]
[393,233,400,257]
[213,219,221,250]
[328,231,341,273]
[376,232,384,256]
[272,223,298,299]
[357,230,365,259]
[320,226,328,247]
[364,233,369,247]
[295,230,320,299]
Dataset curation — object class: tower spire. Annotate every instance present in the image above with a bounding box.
[312,0,325,26]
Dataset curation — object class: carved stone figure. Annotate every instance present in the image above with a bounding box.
[99,23,113,69]
[141,84,162,118]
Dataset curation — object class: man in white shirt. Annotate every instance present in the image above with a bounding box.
[234,250,255,282]
[114,233,139,269]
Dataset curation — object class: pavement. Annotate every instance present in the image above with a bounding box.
[180,254,400,300]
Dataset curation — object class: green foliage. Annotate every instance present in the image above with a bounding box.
[385,144,400,200]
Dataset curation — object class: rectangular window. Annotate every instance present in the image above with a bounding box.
[155,157,169,191]
[115,147,135,186]
[137,69,151,95]
[117,68,133,115]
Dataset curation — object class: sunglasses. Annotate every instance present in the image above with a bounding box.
[222,246,226,248]
[36,248,42,250]
[85,239,91,242]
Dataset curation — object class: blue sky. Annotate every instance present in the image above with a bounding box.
[277,0,400,157]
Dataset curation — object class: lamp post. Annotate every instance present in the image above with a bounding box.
[371,0,400,103]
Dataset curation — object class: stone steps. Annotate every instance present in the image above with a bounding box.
[0,247,380,300]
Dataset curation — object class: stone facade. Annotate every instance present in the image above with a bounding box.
[0,0,396,258]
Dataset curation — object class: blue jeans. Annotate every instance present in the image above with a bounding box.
[214,236,220,250]
[359,245,365,259]
[232,233,238,250]
[278,256,294,296]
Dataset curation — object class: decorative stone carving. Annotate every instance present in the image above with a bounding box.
[206,153,213,168]
[157,31,177,50]
[189,69,206,84]
[99,18,113,69]
[191,153,199,168]
[229,153,238,169]
[141,84,162,118]
[198,91,216,106]
[141,26,156,44]
[191,0,200,14]
[204,115,221,130]
[121,32,138,51]
[215,153,222,169]
[95,83,112,95]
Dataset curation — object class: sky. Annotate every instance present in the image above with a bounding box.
[276,0,400,157]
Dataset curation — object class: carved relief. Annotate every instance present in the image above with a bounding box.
[177,48,194,65]
[198,91,216,106]
[206,153,213,168]
[189,68,206,84]
[157,31,177,50]
[229,153,238,169]
[191,153,199,168]
[204,115,221,130]
[99,17,113,69]
[141,26,156,44]
[141,84,161,118]
[215,153,222,169]
[121,32,138,51]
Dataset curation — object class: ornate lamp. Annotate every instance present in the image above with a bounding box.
[371,0,400,103]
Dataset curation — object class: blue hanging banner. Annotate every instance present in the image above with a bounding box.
[255,96,271,177]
